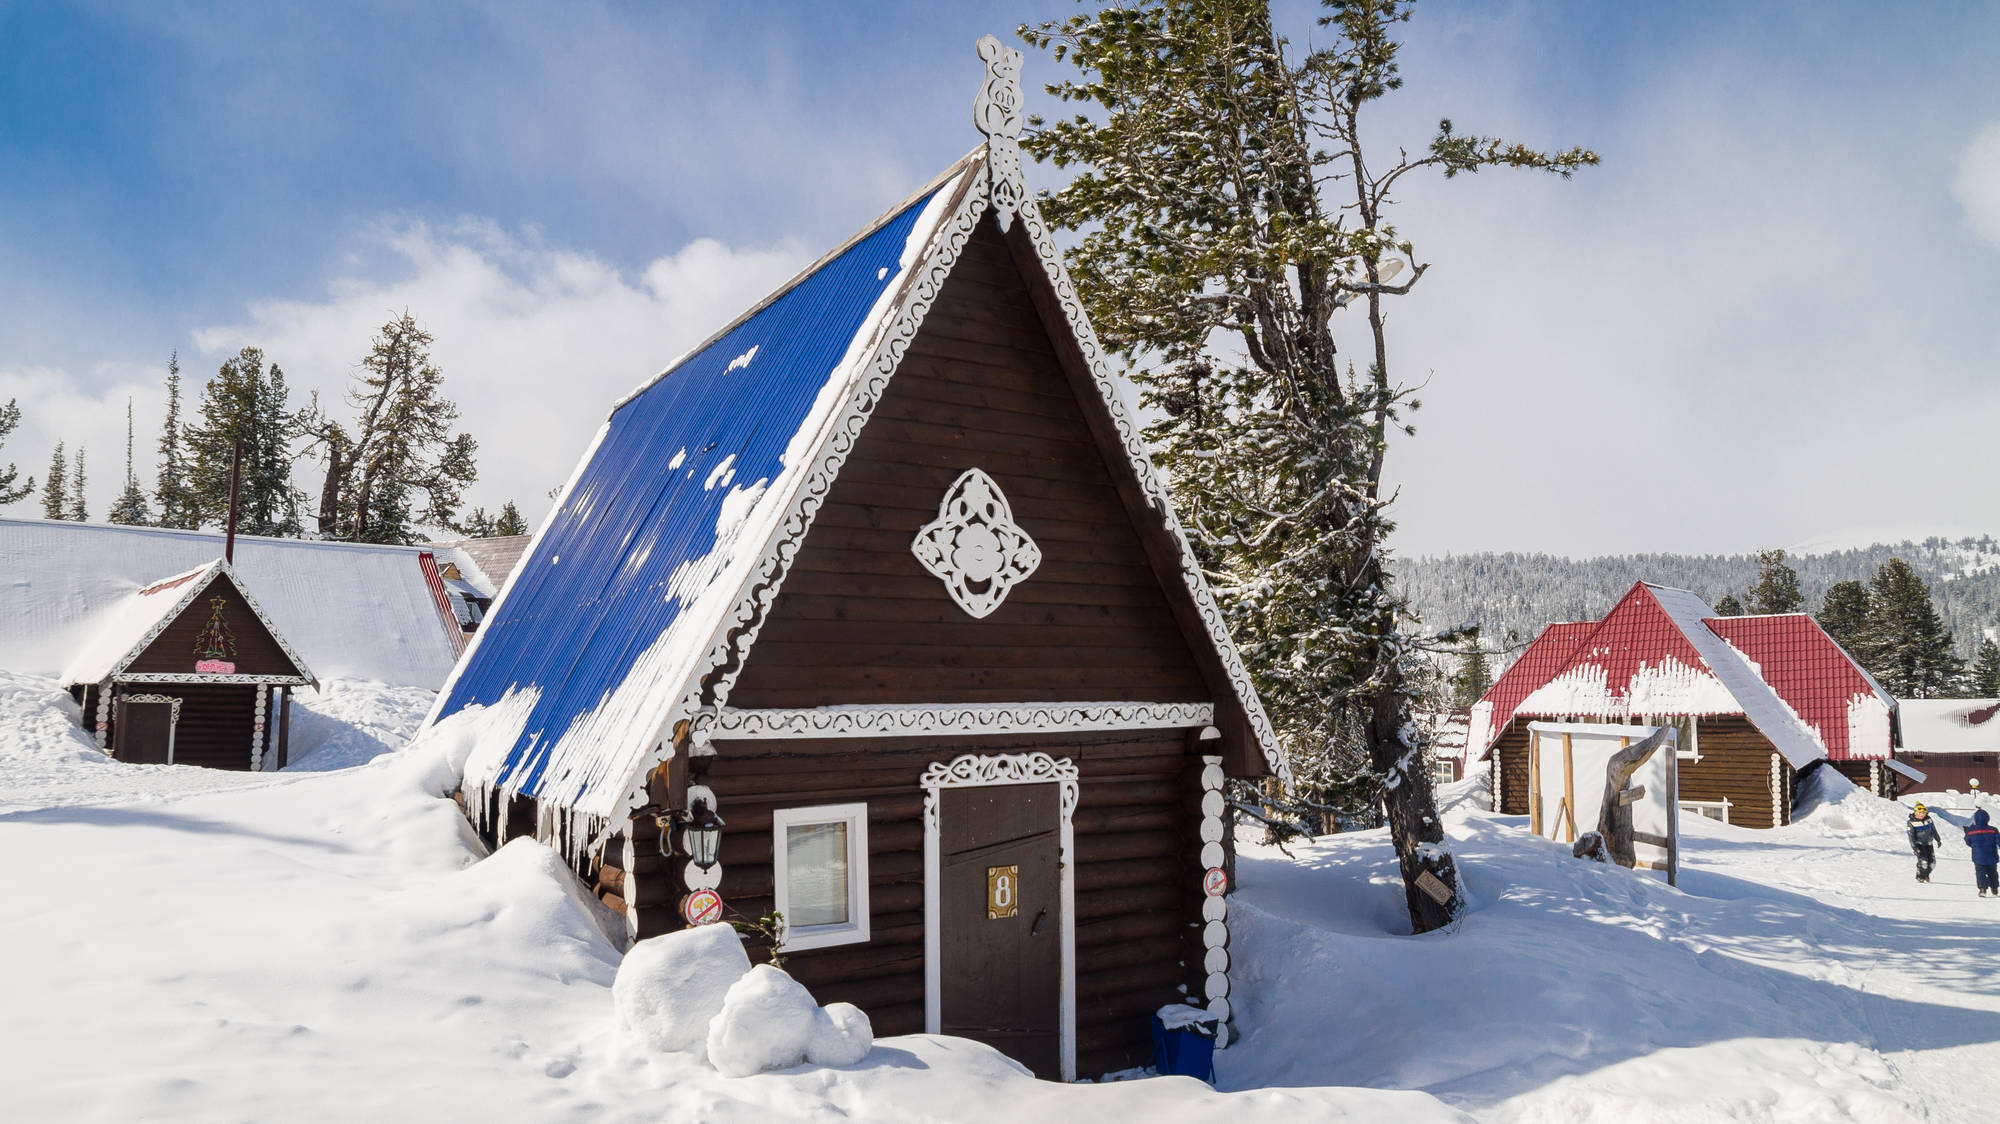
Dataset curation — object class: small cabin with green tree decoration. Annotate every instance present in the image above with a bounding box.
[65,557,316,770]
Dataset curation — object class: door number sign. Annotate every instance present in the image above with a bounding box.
[987,865,1019,919]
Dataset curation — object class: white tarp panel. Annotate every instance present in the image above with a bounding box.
[1527,721,1680,885]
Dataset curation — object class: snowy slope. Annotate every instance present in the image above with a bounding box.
[1224,770,2000,1122]
[5,670,1995,1121]
[0,674,1458,1123]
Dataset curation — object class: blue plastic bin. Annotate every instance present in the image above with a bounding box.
[1150,1011,1218,1083]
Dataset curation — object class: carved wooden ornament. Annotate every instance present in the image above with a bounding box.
[974,34,1025,230]
[912,468,1041,619]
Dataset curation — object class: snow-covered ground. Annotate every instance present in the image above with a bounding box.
[2,670,1994,1122]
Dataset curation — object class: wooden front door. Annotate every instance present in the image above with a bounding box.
[939,782,1062,1078]
[114,695,178,764]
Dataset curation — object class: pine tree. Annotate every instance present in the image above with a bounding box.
[66,448,87,521]
[458,507,497,538]
[1863,558,1961,698]
[1970,638,2000,698]
[0,398,34,505]
[1746,548,1805,614]
[185,347,301,536]
[302,312,479,544]
[1451,638,1492,706]
[41,442,67,520]
[109,399,152,526]
[1818,580,1872,654]
[1021,0,1595,932]
[1714,593,1746,616]
[155,352,197,530]
[493,500,528,537]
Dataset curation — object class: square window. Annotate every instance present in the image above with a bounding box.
[772,803,870,951]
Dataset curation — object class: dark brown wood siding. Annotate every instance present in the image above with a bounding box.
[1680,716,1790,827]
[725,218,1210,710]
[109,683,261,770]
[125,575,303,678]
[1495,717,1796,827]
[1894,752,1997,795]
[1492,724,1531,815]
[629,728,1209,1079]
[1828,758,1890,797]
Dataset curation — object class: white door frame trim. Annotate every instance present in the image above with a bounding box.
[921,751,1078,1081]
[123,692,184,764]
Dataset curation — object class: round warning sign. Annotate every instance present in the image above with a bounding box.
[682,888,725,926]
[1202,867,1228,898]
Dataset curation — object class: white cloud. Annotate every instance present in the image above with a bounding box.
[2,223,806,531]
[1952,123,2000,248]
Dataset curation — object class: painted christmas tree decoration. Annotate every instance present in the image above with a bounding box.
[193,595,238,674]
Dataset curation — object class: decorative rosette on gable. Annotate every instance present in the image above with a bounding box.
[911,467,1042,619]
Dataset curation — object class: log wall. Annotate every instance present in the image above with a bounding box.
[619,728,1210,1079]
[724,216,1210,710]
[1494,716,1795,827]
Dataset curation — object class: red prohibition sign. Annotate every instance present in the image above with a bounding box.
[1202,867,1228,898]
[683,888,724,926]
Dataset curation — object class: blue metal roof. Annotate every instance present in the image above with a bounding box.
[434,183,949,814]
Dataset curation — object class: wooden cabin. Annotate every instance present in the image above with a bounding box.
[426,38,1288,1082]
[1896,699,2000,794]
[64,559,315,770]
[1471,582,1897,827]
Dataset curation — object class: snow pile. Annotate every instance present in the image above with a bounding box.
[285,681,438,771]
[615,926,877,1076]
[1792,763,1907,837]
[706,964,826,1076]
[614,923,751,1055]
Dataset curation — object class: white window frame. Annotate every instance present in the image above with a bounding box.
[1642,716,1701,763]
[1680,798,1731,824]
[772,802,870,952]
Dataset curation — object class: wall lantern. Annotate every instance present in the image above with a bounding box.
[684,798,726,872]
[655,797,726,870]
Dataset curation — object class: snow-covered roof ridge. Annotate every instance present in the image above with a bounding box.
[60,557,316,687]
[0,521,468,688]
[1898,698,2000,753]
[429,126,1291,837]
[1645,584,1826,767]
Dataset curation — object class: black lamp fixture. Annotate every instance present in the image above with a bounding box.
[654,797,726,871]
[684,797,725,872]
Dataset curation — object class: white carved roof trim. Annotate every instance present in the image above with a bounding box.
[77,558,317,688]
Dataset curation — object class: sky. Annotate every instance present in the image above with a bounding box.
[1,0,1996,559]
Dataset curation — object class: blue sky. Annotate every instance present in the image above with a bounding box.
[2,1,1997,555]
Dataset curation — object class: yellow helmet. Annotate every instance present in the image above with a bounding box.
[1914,802,1928,814]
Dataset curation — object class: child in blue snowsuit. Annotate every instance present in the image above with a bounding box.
[1966,809,2000,897]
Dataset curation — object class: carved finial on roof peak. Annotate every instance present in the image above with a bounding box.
[974,34,1025,231]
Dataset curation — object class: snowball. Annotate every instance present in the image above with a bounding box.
[614,924,751,1056]
[806,1001,874,1067]
[706,964,820,1077]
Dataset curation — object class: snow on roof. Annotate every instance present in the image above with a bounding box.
[431,136,1289,829]
[1470,621,1594,756]
[61,562,214,684]
[1478,583,1830,768]
[431,163,978,822]
[0,519,469,688]
[427,535,527,592]
[1705,614,1894,761]
[1898,698,2000,754]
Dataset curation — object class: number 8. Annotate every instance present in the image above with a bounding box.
[996,875,1013,908]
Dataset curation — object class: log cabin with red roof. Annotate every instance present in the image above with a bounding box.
[1471,582,1896,828]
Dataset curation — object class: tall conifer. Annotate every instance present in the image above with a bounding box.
[1746,549,1805,614]
[185,347,301,536]
[109,399,152,525]
[66,448,87,521]
[41,442,67,520]
[1968,638,2000,698]
[1020,0,1596,931]
[1818,580,1872,654]
[155,352,197,529]
[0,398,33,505]
[1863,559,1961,698]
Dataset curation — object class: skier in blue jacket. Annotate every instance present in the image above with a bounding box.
[1965,808,2000,897]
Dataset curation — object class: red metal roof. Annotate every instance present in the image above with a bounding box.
[1474,619,1594,750]
[1705,614,1891,761]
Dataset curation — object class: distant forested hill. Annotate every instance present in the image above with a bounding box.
[1395,536,2000,662]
